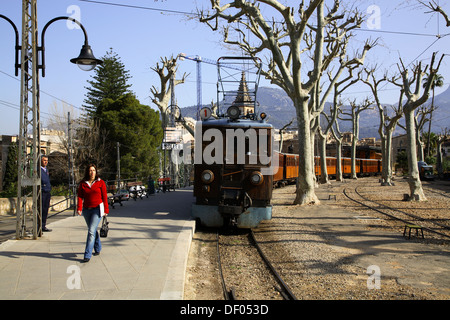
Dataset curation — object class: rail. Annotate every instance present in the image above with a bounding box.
[216,230,297,300]
[249,230,297,300]
[343,187,450,240]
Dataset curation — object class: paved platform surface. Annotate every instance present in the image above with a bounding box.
[0,187,195,300]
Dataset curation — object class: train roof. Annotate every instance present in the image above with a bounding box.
[199,118,273,129]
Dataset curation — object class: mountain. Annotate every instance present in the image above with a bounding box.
[180,85,450,138]
[431,84,450,131]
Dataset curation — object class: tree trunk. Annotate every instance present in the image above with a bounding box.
[418,141,425,162]
[379,135,387,184]
[383,129,395,186]
[349,109,361,180]
[416,125,425,162]
[404,110,427,200]
[294,98,319,205]
[318,132,329,184]
[436,140,444,178]
[335,139,343,182]
[350,137,358,179]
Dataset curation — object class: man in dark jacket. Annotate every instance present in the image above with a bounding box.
[41,156,52,232]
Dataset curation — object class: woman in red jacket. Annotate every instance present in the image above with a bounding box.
[77,164,109,262]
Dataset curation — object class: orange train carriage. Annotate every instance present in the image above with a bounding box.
[272,151,382,187]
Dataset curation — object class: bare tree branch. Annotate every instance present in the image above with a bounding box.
[419,0,450,27]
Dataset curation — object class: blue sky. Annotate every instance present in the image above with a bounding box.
[1,0,449,135]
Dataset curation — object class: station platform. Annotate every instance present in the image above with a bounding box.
[0,187,195,300]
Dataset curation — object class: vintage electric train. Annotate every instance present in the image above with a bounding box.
[191,57,381,229]
[191,117,382,229]
[191,110,276,228]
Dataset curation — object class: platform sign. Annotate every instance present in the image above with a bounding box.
[162,142,183,150]
[164,127,182,143]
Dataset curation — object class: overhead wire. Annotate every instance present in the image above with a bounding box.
[0,69,153,152]
[2,1,448,127]
[77,0,449,101]
[78,0,198,16]
[78,0,450,38]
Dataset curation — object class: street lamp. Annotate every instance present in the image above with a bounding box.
[71,44,103,71]
[0,15,103,76]
[1,3,102,239]
[40,16,103,76]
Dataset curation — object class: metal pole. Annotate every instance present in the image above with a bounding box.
[16,0,41,239]
[68,112,76,216]
[197,57,201,121]
[117,142,121,189]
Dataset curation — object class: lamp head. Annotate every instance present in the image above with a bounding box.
[70,44,102,71]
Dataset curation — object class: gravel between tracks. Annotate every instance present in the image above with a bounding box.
[184,176,450,300]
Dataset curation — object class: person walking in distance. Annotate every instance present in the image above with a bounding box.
[77,164,109,262]
[40,155,52,232]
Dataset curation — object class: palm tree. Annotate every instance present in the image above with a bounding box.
[423,73,444,157]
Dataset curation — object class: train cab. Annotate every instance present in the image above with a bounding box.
[191,56,275,228]
[192,114,275,228]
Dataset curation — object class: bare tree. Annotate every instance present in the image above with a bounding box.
[150,56,192,135]
[436,128,449,177]
[393,52,444,200]
[317,110,335,184]
[319,65,361,183]
[363,69,403,186]
[73,119,110,180]
[419,0,450,26]
[339,98,373,179]
[330,108,344,182]
[46,102,84,185]
[308,36,374,185]
[414,105,434,161]
[278,117,295,153]
[199,0,366,205]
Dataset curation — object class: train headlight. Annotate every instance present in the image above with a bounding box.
[250,171,263,185]
[201,170,214,184]
[227,106,240,120]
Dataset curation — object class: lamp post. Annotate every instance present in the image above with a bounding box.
[1,0,102,239]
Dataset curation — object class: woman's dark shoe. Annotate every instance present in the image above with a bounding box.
[93,252,100,256]
[82,258,90,263]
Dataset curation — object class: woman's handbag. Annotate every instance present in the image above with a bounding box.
[100,216,109,238]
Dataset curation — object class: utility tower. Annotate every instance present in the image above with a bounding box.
[16,0,41,239]
[179,54,205,120]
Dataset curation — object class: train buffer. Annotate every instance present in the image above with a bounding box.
[403,224,424,239]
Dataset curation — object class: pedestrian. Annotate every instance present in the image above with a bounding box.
[77,164,109,263]
[40,155,52,232]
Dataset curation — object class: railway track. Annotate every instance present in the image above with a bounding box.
[216,230,297,300]
[422,185,450,199]
[343,187,450,240]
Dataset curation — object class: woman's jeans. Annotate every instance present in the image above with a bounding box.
[82,207,102,259]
